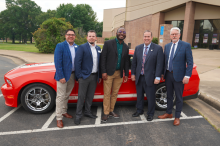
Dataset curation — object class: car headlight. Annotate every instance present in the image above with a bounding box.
[6,79,12,87]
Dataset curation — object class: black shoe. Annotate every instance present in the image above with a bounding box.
[84,113,98,119]
[74,118,81,125]
[132,111,143,117]
[147,115,153,121]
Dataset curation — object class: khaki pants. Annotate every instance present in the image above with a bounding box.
[103,70,123,115]
[56,73,75,120]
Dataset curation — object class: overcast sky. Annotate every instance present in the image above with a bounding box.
[0,0,126,22]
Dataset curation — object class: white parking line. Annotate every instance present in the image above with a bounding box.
[0,105,21,123]
[173,106,187,118]
[0,94,3,97]
[0,115,203,136]
[41,112,56,129]
[140,114,147,121]
[95,106,102,125]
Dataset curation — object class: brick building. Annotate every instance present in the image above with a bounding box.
[102,0,220,49]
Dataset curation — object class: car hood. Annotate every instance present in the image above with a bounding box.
[5,62,55,79]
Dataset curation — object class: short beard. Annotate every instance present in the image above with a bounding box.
[89,42,94,44]
[117,35,126,41]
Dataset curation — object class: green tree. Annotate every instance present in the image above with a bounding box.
[36,10,56,27]
[5,0,42,43]
[56,3,97,32]
[33,18,73,53]
[94,21,103,37]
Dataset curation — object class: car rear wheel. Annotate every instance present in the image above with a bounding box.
[21,83,55,114]
[155,83,176,110]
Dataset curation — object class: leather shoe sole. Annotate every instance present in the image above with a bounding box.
[158,113,173,119]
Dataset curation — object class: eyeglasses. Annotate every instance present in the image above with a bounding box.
[66,34,76,37]
[118,30,126,34]
[170,33,179,36]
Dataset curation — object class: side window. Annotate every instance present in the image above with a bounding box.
[129,55,133,70]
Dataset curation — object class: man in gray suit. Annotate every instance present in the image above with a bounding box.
[131,30,164,121]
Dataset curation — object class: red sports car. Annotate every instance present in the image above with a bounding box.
[1,50,200,114]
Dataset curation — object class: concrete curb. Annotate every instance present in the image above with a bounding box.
[0,54,29,64]
[198,91,220,111]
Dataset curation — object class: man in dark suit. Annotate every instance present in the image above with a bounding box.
[74,30,102,125]
[101,28,129,122]
[54,29,78,128]
[158,27,193,126]
[131,30,164,121]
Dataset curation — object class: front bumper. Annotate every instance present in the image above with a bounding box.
[1,83,18,107]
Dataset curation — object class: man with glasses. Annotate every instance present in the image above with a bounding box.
[158,27,193,126]
[101,27,129,122]
[54,29,78,128]
[74,30,102,125]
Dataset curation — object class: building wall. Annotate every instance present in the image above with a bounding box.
[124,15,152,49]
[194,3,220,20]
[164,6,185,21]
[102,7,125,38]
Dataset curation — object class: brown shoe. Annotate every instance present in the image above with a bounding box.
[101,114,109,122]
[158,113,173,119]
[57,120,63,128]
[109,112,120,118]
[173,118,180,126]
[62,113,73,119]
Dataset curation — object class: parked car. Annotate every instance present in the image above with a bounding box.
[1,50,200,114]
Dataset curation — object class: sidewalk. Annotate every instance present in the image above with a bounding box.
[0,49,220,111]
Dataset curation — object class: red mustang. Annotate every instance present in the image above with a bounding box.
[1,50,200,114]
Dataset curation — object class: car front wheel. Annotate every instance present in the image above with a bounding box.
[155,83,176,110]
[21,83,55,114]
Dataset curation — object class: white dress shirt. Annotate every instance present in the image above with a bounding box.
[89,43,98,73]
[67,42,75,71]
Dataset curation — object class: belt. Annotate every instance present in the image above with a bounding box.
[91,72,98,75]
[167,70,173,73]
[72,71,75,74]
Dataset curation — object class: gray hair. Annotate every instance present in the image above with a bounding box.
[143,30,152,37]
[170,27,181,34]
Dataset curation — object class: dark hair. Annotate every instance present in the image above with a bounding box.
[87,30,97,36]
[66,29,75,34]
[117,27,125,33]
[143,30,152,37]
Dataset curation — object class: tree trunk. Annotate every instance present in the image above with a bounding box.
[30,37,32,43]
[6,37,7,43]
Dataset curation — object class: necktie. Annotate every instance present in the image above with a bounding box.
[168,43,175,72]
[141,47,148,75]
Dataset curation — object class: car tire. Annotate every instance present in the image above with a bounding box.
[21,83,56,114]
[155,83,176,110]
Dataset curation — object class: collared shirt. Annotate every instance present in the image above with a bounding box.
[67,42,75,71]
[143,43,160,80]
[115,38,123,70]
[167,40,189,78]
[89,42,98,73]
[167,40,179,70]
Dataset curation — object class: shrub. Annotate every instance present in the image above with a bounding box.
[33,18,73,53]
[105,38,109,41]
[109,36,116,40]
[152,37,158,44]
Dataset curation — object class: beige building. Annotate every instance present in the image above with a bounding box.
[102,0,220,49]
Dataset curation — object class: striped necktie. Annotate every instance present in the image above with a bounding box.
[168,43,175,72]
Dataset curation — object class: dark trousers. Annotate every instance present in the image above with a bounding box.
[136,75,156,116]
[75,74,97,119]
[165,71,184,118]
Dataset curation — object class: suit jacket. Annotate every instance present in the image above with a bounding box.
[131,43,164,86]
[101,39,129,78]
[54,40,78,82]
[164,40,193,82]
[75,42,102,81]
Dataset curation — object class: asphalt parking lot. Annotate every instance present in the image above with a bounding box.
[0,56,220,146]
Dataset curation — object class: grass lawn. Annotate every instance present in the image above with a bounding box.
[0,43,39,53]
[0,42,103,53]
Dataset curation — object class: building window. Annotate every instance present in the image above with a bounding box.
[193,19,220,49]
